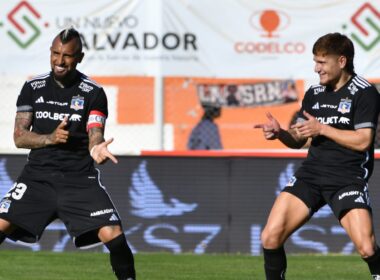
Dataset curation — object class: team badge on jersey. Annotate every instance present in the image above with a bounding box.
[337,98,352,114]
[70,95,84,111]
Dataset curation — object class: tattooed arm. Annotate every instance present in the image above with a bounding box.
[13,112,69,149]
[88,127,104,150]
[88,127,118,164]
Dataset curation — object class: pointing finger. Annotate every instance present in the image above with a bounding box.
[102,138,117,164]
[106,152,118,164]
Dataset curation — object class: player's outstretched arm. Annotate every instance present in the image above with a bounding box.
[14,112,69,149]
[254,112,307,149]
[88,127,118,164]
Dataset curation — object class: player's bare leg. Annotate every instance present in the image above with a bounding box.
[261,192,310,280]
[340,209,380,278]
[0,218,16,244]
[99,225,136,280]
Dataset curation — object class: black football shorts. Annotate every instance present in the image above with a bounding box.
[0,167,121,248]
[282,176,371,219]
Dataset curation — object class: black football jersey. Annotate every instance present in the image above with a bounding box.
[16,71,108,173]
[295,75,380,186]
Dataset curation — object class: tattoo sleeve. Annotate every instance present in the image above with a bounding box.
[13,112,51,149]
[88,127,105,151]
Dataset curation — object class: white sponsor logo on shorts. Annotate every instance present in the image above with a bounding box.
[338,191,363,200]
[0,198,11,213]
[109,214,119,221]
[354,196,365,204]
[90,208,114,217]
[287,176,296,187]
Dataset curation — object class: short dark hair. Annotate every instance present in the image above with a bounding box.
[202,104,221,120]
[312,33,355,74]
[57,27,83,53]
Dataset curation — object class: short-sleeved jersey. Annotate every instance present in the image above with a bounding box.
[16,71,108,173]
[295,74,380,186]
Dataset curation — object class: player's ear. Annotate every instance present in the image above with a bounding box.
[338,55,347,69]
[77,52,84,63]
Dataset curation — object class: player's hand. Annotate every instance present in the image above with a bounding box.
[291,111,322,138]
[253,112,281,140]
[90,138,118,164]
[47,116,69,145]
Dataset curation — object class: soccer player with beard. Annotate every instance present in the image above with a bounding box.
[255,33,380,279]
[0,28,136,280]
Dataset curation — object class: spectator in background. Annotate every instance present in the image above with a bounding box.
[187,103,223,150]
[282,80,298,103]
[226,85,240,106]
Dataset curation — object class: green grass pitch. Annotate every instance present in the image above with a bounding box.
[0,251,369,279]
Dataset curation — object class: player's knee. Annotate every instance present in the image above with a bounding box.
[261,226,284,249]
[356,242,376,259]
[0,219,12,233]
[98,225,123,243]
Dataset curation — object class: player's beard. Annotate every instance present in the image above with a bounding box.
[52,66,77,86]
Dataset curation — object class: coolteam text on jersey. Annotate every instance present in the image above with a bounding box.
[16,71,108,173]
[295,75,380,186]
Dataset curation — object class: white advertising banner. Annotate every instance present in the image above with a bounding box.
[1,0,380,153]
[1,0,380,78]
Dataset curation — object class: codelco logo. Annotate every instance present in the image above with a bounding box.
[0,1,48,49]
[249,9,290,38]
[344,2,380,51]
[235,9,306,55]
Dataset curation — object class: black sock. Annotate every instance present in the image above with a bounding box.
[104,234,136,280]
[263,246,287,280]
[363,246,380,277]
[0,231,6,244]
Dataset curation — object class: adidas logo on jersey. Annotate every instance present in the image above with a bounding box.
[354,196,365,204]
[312,102,319,110]
[109,214,119,221]
[35,96,44,103]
